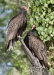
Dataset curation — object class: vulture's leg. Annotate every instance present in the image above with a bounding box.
[8,40,14,51]
[12,39,15,47]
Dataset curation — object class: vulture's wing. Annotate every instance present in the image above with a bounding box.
[39,44,48,67]
[6,14,26,45]
[28,35,48,67]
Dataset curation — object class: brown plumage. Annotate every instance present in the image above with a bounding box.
[24,25,49,69]
[6,6,27,51]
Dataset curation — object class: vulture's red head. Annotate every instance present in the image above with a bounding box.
[32,25,36,30]
[21,6,28,12]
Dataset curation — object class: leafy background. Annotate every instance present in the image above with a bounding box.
[0,0,54,75]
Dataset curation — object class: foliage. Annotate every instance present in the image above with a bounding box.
[29,0,54,42]
[0,0,54,75]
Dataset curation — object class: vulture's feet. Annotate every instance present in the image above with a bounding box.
[7,46,13,52]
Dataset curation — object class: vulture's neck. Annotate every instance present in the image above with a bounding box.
[31,29,39,37]
[19,9,27,15]
[31,29,41,40]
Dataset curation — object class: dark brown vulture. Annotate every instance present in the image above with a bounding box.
[24,25,49,69]
[6,6,28,51]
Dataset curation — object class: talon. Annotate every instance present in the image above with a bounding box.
[7,44,13,52]
[7,47,13,52]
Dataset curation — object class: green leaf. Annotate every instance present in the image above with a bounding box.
[50,0,54,4]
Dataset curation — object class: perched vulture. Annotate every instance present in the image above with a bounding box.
[6,6,28,51]
[24,25,49,69]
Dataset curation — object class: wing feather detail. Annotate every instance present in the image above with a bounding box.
[6,14,26,45]
[28,35,48,66]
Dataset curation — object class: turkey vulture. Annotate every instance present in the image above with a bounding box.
[6,6,28,51]
[24,25,49,69]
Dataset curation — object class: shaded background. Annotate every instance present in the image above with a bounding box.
[0,0,54,75]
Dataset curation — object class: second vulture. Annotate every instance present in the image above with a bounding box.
[24,25,49,69]
[6,6,28,51]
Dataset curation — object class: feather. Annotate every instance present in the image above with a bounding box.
[24,28,49,69]
[6,6,27,51]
